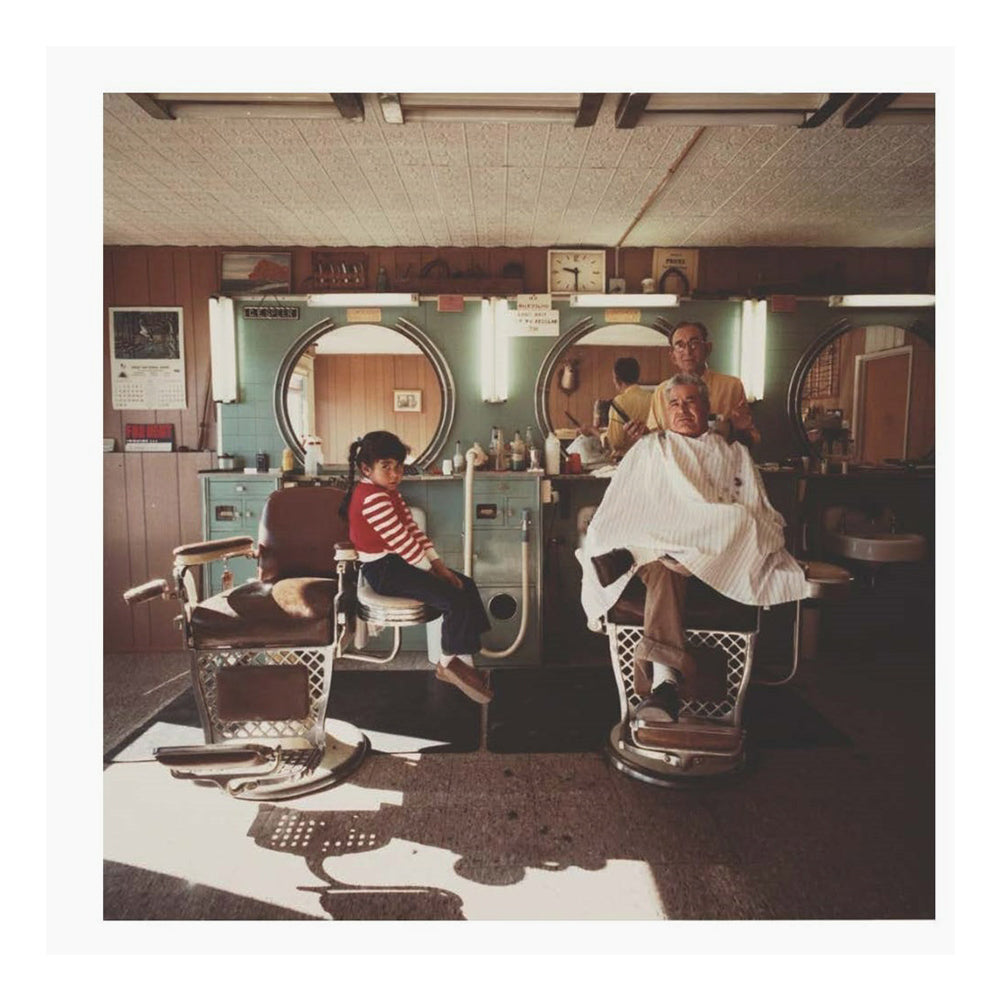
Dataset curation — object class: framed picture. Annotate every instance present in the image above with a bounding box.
[393,389,422,413]
[220,252,292,294]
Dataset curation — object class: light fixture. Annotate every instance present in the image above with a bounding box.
[828,294,935,308]
[569,294,680,308]
[208,296,237,403]
[306,293,419,307]
[480,299,509,403]
[739,299,768,403]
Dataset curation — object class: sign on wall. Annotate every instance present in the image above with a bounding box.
[109,307,187,410]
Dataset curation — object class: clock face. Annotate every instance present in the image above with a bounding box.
[548,250,606,293]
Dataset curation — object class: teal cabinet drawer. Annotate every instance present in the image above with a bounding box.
[208,478,279,501]
[471,479,538,503]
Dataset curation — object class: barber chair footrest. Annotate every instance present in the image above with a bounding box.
[607,721,746,787]
[632,719,742,753]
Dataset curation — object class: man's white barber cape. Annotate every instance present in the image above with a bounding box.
[579,430,810,624]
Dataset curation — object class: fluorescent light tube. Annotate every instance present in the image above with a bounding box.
[828,294,935,308]
[208,296,238,403]
[306,293,419,307]
[740,299,768,403]
[569,294,680,307]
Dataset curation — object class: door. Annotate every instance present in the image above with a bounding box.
[856,350,911,465]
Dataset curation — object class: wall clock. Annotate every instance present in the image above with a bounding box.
[547,249,606,293]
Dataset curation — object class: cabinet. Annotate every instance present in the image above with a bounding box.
[200,474,282,595]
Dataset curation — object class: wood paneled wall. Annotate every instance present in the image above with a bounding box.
[285,245,933,297]
[104,248,218,652]
[315,354,442,465]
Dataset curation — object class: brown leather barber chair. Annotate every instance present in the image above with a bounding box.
[124,486,369,800]
[597,554,853,787]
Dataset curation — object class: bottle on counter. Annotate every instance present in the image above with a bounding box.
[303,435,324,476]
[526,425,541,471]
[544,431,561,475]
[510,430,526,471]
[489,426,499,470]
[491,426,507,471]
[281,447,295,472]
[453,441,465,473]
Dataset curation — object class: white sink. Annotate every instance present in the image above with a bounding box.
[824,530,927,564]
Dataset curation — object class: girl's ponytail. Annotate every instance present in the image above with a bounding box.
[338,438,363,518]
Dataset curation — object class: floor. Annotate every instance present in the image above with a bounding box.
[103,575,937,927]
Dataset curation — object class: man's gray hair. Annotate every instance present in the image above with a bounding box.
[663,372,710,408]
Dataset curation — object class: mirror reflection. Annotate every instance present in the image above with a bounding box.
[544,324,674,437]
[797,324,934,464]
[284,324,444,466]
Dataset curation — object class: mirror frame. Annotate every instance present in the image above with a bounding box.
[786,317,933,456]
[273,315,456,469]
[533,316,674,437]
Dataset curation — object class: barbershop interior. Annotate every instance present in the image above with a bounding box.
[95,81,947,940]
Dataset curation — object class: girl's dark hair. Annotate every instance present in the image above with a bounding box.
[339,430,409,517]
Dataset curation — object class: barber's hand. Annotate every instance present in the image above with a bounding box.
[730,402,753,432]
[430,559,462,589]
[623,420,649,446]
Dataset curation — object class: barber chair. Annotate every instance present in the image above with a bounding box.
[596,557,852,787]
[123,486,437,801]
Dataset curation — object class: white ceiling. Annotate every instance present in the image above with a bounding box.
[103,92,935,249]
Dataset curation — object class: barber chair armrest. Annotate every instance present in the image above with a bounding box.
[123,578,170,605]
[173,536,256,569]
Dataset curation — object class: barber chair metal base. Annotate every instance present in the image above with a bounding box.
[156,725,368,801]
[604,621,756,786]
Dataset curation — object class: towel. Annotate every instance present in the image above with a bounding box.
[579,431,809,623]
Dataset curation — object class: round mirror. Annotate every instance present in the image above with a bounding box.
[534,321,674,438]
[787,320,934,464]
[274,318,455,469]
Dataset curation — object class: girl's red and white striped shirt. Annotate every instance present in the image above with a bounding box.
[347,478,438,569]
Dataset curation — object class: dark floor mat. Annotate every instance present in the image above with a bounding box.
[485,668,850,753]
[329,670,481,753]
[105,670,482,762]
[486,667,621,753]
[743,685,851,749]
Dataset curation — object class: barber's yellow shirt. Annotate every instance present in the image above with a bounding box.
[606,383,652,451]
[646,368,760,446]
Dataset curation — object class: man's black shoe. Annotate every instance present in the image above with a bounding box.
[634,682,681,724]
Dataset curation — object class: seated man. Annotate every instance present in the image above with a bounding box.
[580,373,808,723]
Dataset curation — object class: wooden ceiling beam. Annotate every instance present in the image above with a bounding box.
[127,93,175,120]
[843,93,902,128]
[799,93,852,128]
[574,93,604,128]
[614,93,651,129]
[331,94,365,121]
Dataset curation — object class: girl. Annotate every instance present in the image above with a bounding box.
[340,431,493,704]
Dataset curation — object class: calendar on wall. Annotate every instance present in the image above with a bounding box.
[109,307,187,410]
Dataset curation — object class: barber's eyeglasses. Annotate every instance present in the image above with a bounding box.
[671,337,706,352]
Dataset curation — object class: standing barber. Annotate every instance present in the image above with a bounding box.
[621,321,760,452]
